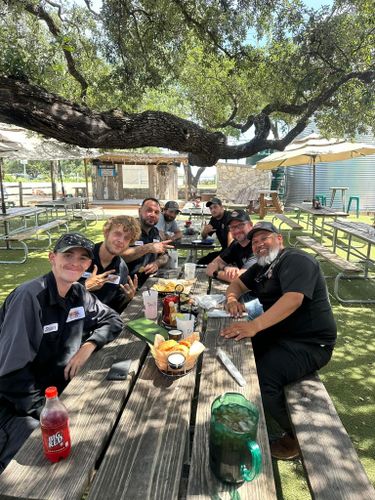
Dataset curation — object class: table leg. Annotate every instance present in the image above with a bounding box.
[330,189,336,208]
[259,194,266,219]
[271,193,283,212]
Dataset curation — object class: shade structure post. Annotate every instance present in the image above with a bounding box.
[0,158,7,215]
[312,156,316,207]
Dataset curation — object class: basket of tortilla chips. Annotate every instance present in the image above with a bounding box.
[151,278,196,295]
[150,332,205,377]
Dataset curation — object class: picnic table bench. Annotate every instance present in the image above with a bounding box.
[0,219,69,264]
[72,207,107,228]
[295,235,374,304]
[286,373,375,500]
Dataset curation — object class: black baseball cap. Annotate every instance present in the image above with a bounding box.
[226,209,250,226]
[164,201,180,212]
[206,197,222,207]
[247,222,280,243]
[53,233,95,259]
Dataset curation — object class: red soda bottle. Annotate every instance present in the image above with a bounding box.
[40,386,71,463]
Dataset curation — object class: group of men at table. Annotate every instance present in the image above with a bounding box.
[0,195,337,472]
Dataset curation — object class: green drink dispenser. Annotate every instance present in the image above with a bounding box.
[209,392,262,484]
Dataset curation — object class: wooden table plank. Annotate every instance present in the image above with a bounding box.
[87,350,198,500]
[0,294,149,500]
[87,269,208,500]
[186,318,276,499]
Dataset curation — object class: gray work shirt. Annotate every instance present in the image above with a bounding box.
[0,271,122,418]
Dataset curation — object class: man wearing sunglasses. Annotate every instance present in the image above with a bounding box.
[221,221,337,461]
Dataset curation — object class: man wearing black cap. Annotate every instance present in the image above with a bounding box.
[198,197,233,264]
[222,222,337,460]
[0,232,123,472]
[156,201,183,242]
[206,209,256,281]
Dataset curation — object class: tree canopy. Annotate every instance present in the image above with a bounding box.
[0,0,374,166]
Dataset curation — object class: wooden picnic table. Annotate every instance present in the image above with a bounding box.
[35,197,88,217]
[326,220,375,278]
[174,235,220,263]
[0,269,276,500]
[293,203,348,241]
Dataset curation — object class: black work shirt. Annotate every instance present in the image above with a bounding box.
[80,242,129,313]
[208,211,232,249]
[127,225,161,287]
[0,272,122,418]
[220,240,256,270]
[240,248,337,346]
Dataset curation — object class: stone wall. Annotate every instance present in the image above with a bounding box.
[216,163,271,203]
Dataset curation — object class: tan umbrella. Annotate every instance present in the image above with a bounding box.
[256,133,375,206]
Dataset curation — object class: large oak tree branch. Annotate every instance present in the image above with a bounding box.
[0,73,374,166]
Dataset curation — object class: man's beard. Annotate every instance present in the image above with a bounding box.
[163,214,174,222]
[256,247,280,267]
[141,217,155,228]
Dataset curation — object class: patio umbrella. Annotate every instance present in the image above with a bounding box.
[256,133,375,206]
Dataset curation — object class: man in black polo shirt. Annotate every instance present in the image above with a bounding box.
[80,215,141,313]
[222,222,337,460]
[123,198,173,287]
[198,197,233,265]
[206,209,263,319]
[0,233,123,472]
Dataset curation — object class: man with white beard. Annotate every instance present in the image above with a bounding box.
[221,222,337,460]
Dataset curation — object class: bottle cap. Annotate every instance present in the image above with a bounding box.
[45,386,58,399]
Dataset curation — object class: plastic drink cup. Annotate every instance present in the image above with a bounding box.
[184,263,196,280]
[142,290,158,320]
[176,313,195,337]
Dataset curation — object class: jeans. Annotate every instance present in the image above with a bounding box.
[243,298,264,320]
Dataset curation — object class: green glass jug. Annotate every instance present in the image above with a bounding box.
[209,392,262,484]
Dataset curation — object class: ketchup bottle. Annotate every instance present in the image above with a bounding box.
[40,386,71,463]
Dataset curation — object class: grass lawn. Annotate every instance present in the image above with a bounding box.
[0,213,374,499]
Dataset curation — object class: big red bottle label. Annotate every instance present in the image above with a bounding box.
[41,422,71,461]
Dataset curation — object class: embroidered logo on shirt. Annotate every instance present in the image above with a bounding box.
[66,306,85,323]
[81,271,92,278]
[43,323,58,333]
[134,240,144,246]
[153,239,160,243]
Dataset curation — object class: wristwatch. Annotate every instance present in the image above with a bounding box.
[213,270,219,279]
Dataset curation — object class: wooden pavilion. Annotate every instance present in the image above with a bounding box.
[91,152,188,202]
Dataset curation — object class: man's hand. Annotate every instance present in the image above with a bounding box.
[202,223,215,238]
[206,261,219,277]
[223,267,241,280]
[120,274,138,302]
[225,298,246,318]
[220,321,259,341]
[143,262,159,275]
[150,240,174,253]
[85,265,116,291]
[64,341,97,380]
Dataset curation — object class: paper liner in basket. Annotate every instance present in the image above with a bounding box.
[150,332,205,372]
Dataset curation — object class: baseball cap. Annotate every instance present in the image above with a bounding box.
[53,233,95,259]
[206,197,222,207]
[164,201,180,212]
[247,222,280,243]
[226,209,250,226]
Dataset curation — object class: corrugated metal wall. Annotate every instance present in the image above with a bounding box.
[284,126,375,211]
